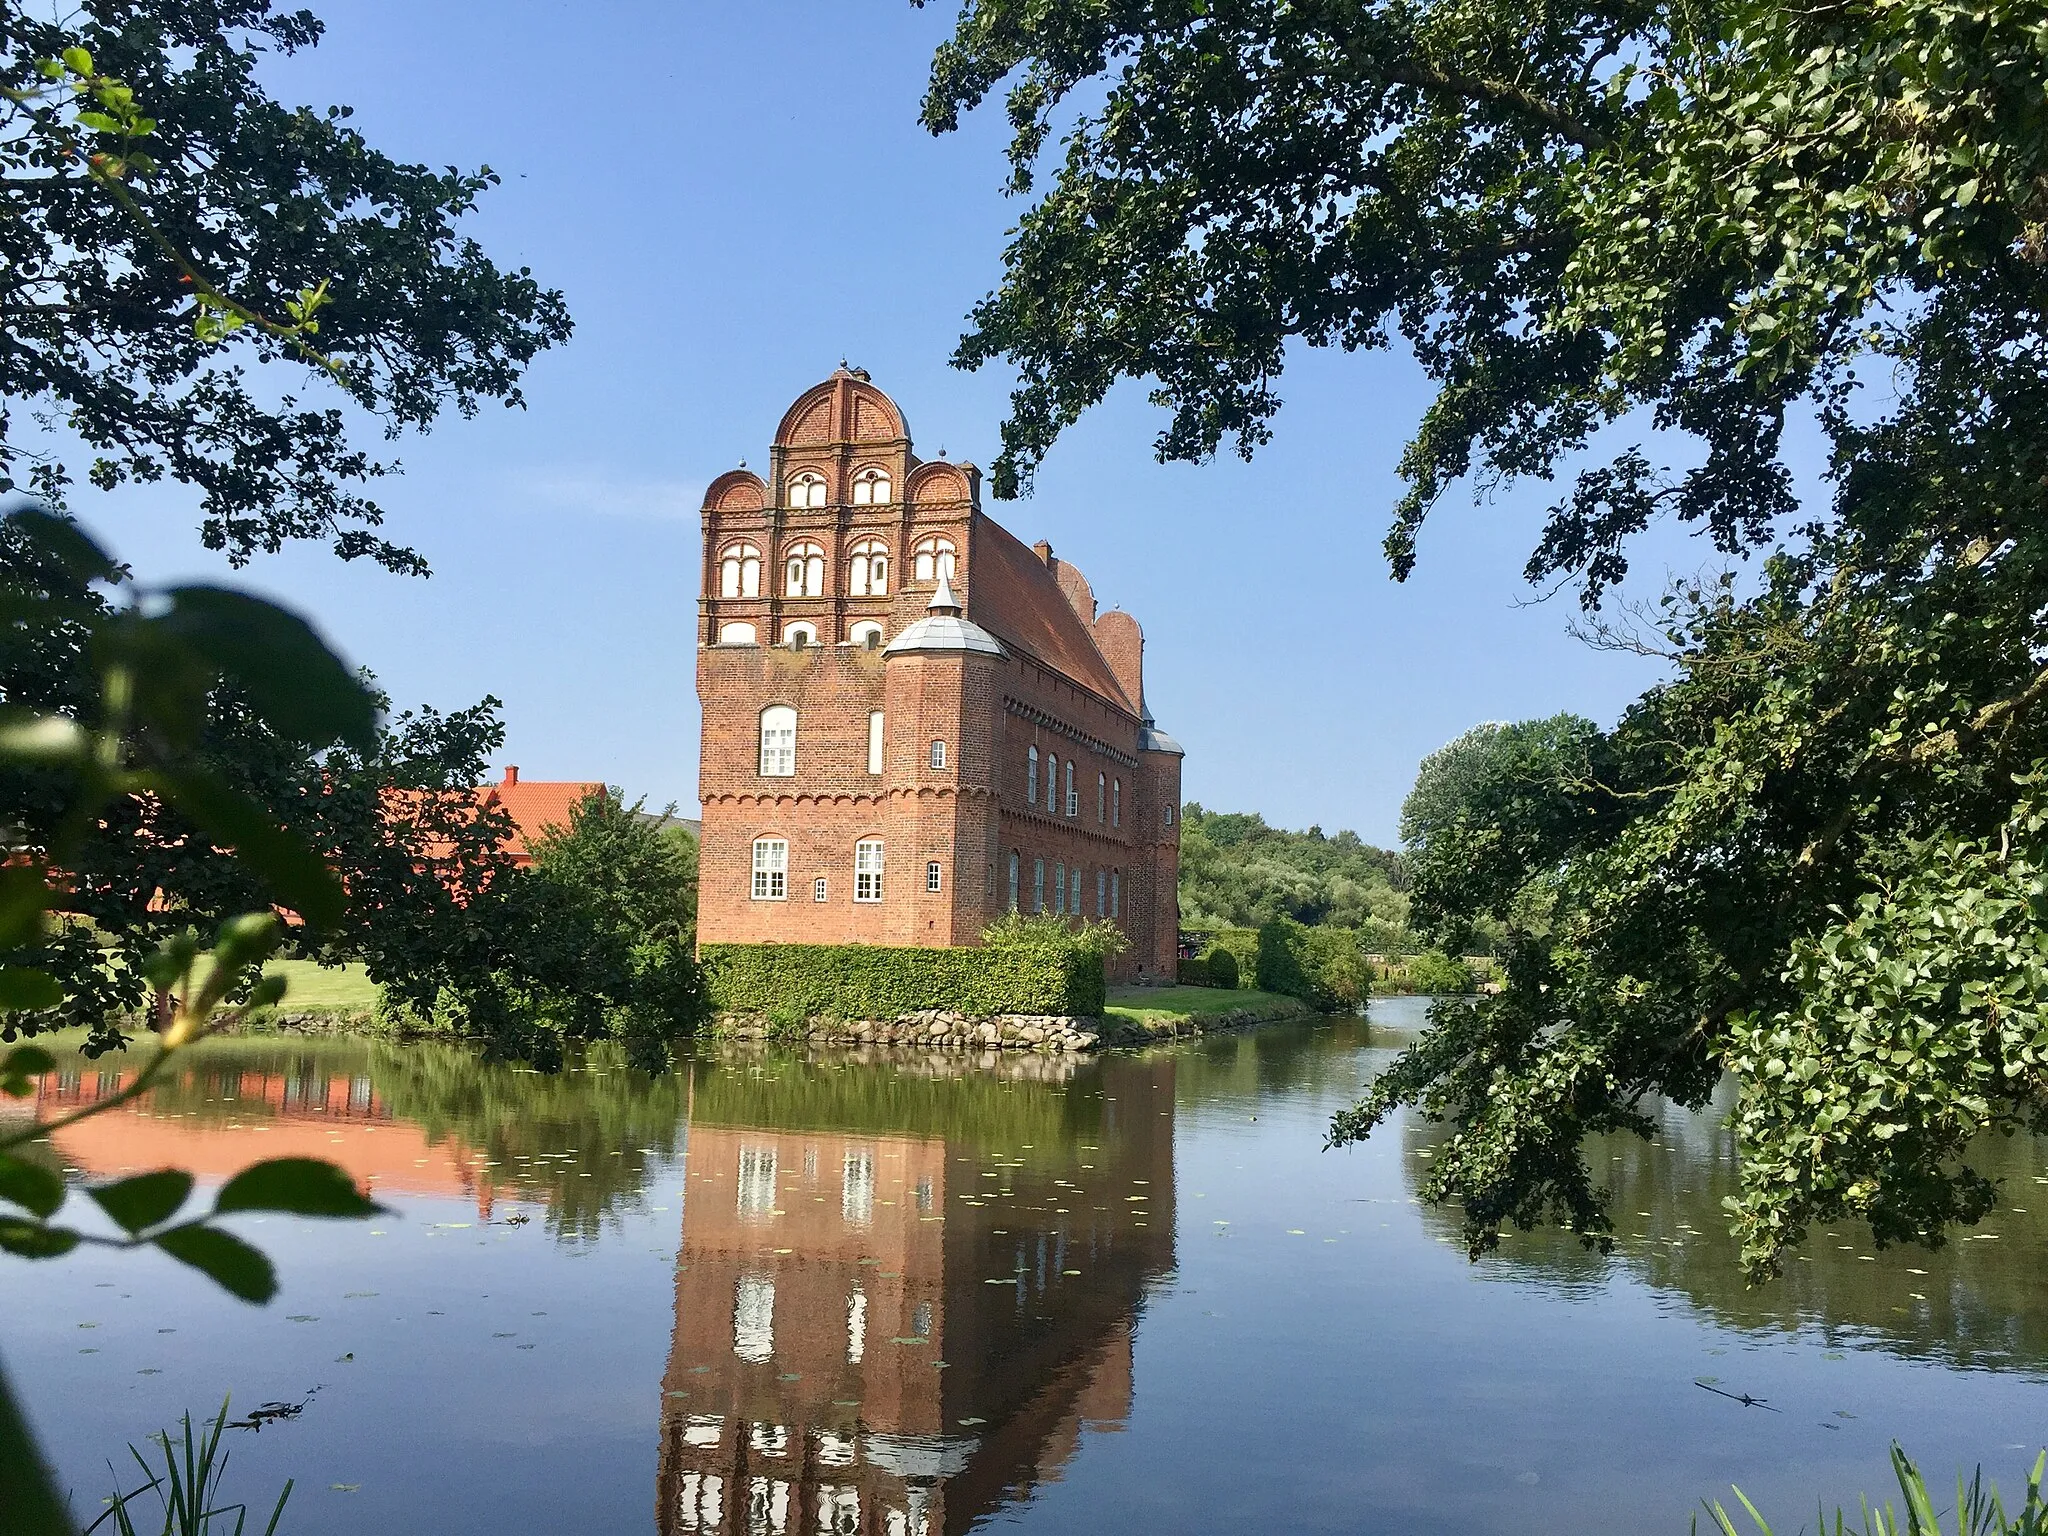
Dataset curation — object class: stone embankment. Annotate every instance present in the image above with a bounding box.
[712,996,1315,1054]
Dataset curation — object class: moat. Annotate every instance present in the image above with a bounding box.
[11,999,2048,1534]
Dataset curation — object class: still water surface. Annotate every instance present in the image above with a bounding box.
[9,999,2048,1533]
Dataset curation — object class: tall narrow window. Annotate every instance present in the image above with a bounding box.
[1026,746,1038,805]
[1033,858,1045,913]
[1113,778,1121,826]
[929,739,946,771]
[849,539,890,595]
[842,1148,875,1226]
[734,1274,775,1362]
[751,839,788,900]
[1111,871,1120,918]
[912,536,956,583]
[737,1145,777,1217]
[1046,754,1058,814]
[846,1288,867,1365]
[789,471,827,509]
[1066,762,1078,817]
[1071,871,1083,916]
[854,840,885,902]
[866,711,884,775]
[925,861,942,893]
[1097,772,1106,823]
[759,706,796,776]
[1007,852,1020,910]
[720,542,761,599]
[851,468,891,505]
[813,877,828,903]
[1097,869,1107,916]
[1165,802,1175,829]
[1054,862,1065,913]
[784,541,825,597]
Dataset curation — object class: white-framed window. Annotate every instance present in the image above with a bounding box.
[912,536,956,584]
[1065,762,1078,817]
[759,706,796,776]
[867,711,884,775]
[751,838,788,900]
[926,861,942,893]
[851,468,891,506]
[1097,771,1106,823]
[717,620,757,645]
[854,840,884,902]
[719,541,761,599]
[1111,870,1120,918]
[849,539,889,596]
[1007,852,1020,910]
[1113,777,1121,826]
[929,739,946,771]
[782,621,817,648]
[1054,862,1065,913]
[850,620,885,648]
[1026,745,1038,805]
[813,877,828,903]
[1165,802,1175,828]
[1097,868,1107,916]
[789,471,827,509]
[1032,857,1044,913]
[784,541,825,597]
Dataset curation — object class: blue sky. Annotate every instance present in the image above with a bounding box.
[79,1,1741,847]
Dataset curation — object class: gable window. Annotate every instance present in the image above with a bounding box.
[1097,868,1107,916]
[850,620,885,648]
[1032,857,1044,913]
[851,468,891,506]
[720,541,761,599]
[1026,746,1038,805]
[1065,762,1078,817]
[849,539,890,596]
[789,471,827,509]
[911,536,956,584]
[929,739,946,771]
[813,877,828,903]
[751,839,788,900]
[925,861,942,893]
[1113,778,1121,827]
[854,840,885,902]
[759,706,796,776]
[1097,772,1106,824]
[784,541,825,597]
[867,711,884,775]
[1007,852,1020,910]
[717,621,757,645]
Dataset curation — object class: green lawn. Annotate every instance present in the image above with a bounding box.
[266,958,380,1012]
[1104,985,1300,1025]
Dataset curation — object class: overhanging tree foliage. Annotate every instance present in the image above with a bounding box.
[926,0,2048,1276]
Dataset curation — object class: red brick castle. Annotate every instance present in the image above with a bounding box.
[696,369,1182,984]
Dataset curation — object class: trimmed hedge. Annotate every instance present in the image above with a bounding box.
[702,940,1104,1019]
[1205,946,1240,989]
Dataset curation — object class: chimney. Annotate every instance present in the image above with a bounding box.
[1033,539,1053,565]
[503,765,519,786]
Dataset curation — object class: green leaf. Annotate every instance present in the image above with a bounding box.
[0,967,61,1012]
[60,46,93,76]
[0,1043,54,1097]
[5,508,117,584]
[153,1223,276,1302]
[0,1217,78,1258]
[151,769,344,928]
[156,587,377,749]
[0,1152,64,1218]
[215,1157,379,1218]
[0,715,88,764]
[88,1169,194,1234]
[0,862,50,950]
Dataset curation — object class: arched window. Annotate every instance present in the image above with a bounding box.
[1032,857,1045,913]
[1026,746,1038,805]
[1065,761,1077,817]
[1007,852,1020,910]
[759,706,796,776]
[1164,802,1175,829]
[929,739,947,771]
[781,621,817,648]
[1111,870,1120,918]
[1112,777,1121,826]
[1096,868,1107,916]
[854,840,885,903]
[719,541,761,599]
[851,620,884,648]
[784,541,825,597]
[851,467,891,506]
[912,536,956,584]
[848,539,890,596]
[752,838,788,900]
[789,471,827,509]
[717,621,757,645]
[1045,754,1058,815]
[1097,772,1106,824]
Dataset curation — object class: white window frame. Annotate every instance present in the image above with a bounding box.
[759,706,796,777]
[813,877,828,903]
[866,711,884,775]
[929,739,946,771]
[1165,802,1175,828]
[751,838,788,900]
[925,861,942,894]
[854,840,885,903]
[1066,762,1078,817]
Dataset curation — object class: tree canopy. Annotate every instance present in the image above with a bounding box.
[1179,803,1410,942]
[928,0,2048,1277]
[0,0,570,572]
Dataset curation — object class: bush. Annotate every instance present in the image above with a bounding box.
[1402,949,1475,995]
[702,927,1106,1020]
[1176,957,1214,987]
[1205,946,1240,989]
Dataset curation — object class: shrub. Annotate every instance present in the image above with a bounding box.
[1403,949,1475,995]
[1205,946,1240,990]
[702,929,1106,1020]
[1176,957,1213,987]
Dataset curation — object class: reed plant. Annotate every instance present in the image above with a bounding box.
[88,1399,291,1536]
[1698,1444,2048,1536]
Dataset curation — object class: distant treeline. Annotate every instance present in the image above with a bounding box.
[1177,804,1417,952]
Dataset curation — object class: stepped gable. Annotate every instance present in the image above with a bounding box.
[965,515,1136,713]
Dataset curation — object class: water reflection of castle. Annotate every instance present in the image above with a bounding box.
[659,1051,1178,1536]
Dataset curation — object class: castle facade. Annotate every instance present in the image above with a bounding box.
[695,370,1182,983]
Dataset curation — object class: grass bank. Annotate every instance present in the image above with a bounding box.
[1102,985,1315,1044]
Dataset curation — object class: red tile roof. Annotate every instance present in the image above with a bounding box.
[967,515,1137,713]
[475,771,606,862]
